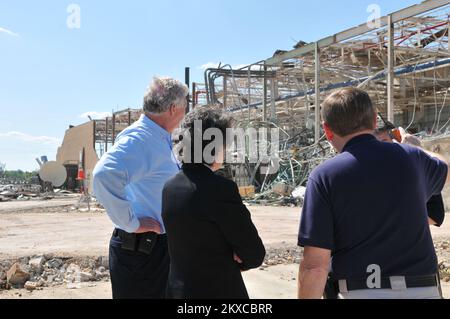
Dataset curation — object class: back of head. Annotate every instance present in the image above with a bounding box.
[321,88,376,137]
[143,76,189,114]
[178,106,234,165]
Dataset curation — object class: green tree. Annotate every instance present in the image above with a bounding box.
[3,170,36,182]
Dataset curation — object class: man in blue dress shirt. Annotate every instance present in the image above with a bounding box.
[93,76,188,299]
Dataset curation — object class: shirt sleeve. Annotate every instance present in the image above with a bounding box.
[417,149,448,199]
[92,136,148,233]
[427,194,445,227]
[298,177,334,250]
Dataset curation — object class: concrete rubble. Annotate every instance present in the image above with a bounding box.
[437,240,450,283]
[3,244,449,293]
[6,263,30,287]
[0,174,84,202]
[24,281,38,291]
[0,255,110,291]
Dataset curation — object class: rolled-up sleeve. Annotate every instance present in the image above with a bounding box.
[92,137,147,233]
[298,177,334,251]
[427,194,445,227]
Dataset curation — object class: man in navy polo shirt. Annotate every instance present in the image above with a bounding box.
[297,88,449,299]
[374,119,446,228]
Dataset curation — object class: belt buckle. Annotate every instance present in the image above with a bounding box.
[338,280,349,293]
[390,276,407,291]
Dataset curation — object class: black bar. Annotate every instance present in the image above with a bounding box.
[185,67,190,113]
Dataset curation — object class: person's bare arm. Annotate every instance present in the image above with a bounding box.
[136,217,162,234]
[298,246,331,299]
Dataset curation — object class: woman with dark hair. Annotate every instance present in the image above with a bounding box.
[162,107,265,299]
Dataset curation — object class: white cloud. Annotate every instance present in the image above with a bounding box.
[80,111,111,120]
[0,131,61,145]
[0,132,59,171]
[0,27,19,37]
[198,62,262,71]
[230,64,248,69]
[231,64,262,70]
[198,62,221,70]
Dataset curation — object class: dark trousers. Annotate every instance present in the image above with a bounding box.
[109,233,169,299]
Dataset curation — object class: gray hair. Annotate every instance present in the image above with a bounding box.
[143,76,189,114]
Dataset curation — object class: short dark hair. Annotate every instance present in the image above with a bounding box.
[321,88,377,137]
[179,106,234,165]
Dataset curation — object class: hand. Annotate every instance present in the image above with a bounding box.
[234,254,249,272]
[136,217,162,234]
[234,253,243,264]
[398,127,422,147]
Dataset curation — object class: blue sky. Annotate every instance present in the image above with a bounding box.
[0,0,420,171]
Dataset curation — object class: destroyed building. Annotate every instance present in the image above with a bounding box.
[55,0,450,205]
[194,0,450,205]
[56,109,142,190]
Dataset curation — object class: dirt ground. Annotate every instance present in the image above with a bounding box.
[0,203,299,260]
[0,197,449,299]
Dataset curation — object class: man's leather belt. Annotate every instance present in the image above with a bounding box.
[113,228,158,255]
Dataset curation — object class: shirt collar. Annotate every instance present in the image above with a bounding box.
[342,134,376,152]
[139,114,171,141]
[182,163,214,174]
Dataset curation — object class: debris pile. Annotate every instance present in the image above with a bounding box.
[229,123,334,207]
[0,182,78,202]
[232,121,450,207]
[0,255,110,291]
[1,240,449,292]
[435,239,450,283]
[260,246,302,269]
